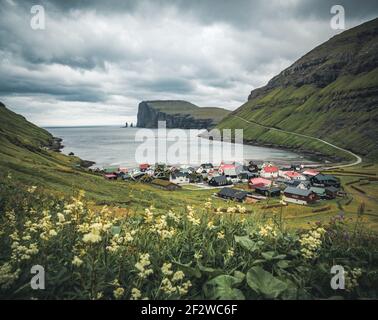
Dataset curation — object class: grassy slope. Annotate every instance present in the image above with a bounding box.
[146,100,230,122]
[216,19,378,161]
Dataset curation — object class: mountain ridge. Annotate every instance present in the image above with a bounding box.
[217,18,378,161]
[136,100,230,129]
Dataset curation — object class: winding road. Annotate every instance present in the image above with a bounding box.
[232,115,362,170]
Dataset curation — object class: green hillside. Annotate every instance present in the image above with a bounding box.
[216,18,378,162]
[0,102,221,210]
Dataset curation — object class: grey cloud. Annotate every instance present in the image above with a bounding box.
[0,0,377,126]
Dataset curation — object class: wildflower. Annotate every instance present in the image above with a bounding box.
[227,207,236,213]
[178,280,192,295]
[207,220,216,230]
[299,227,326,260]
[0,263,20,290]
[144,208,154,223]
[83,232,102,243]
[161,278,176,295]
[27,186,37,193]
[345,268,362,292]
[57,213,65,223]
[258,222,278,239]
[227,248,234,258]
[49,229,57,237]
[72,256,83,267]
[113,287,124,299]
[204,201,212,210]
[194,251,203,260]
[131,288,142,300]
[236,205,246,214]
[172,271,185,282]
[217,231,225,239]
[161,263,173,276]
[135,253,153,279]
[187,207,200,226]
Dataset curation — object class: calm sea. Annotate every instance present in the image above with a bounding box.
[45,126,307,168]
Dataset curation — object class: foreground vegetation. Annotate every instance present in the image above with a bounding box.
[1,179,377,300]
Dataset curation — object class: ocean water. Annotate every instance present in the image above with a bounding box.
[45,126,307,168]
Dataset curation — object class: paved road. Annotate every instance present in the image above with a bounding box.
[232,115,362,170]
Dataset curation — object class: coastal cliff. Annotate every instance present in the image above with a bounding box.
[136,100,230,129]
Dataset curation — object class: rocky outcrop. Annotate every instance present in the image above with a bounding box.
[136,100,230,129]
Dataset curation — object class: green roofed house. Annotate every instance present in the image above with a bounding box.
[310,187,327,199]
[151,179,181,191]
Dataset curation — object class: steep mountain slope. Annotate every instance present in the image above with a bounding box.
[137,100,230,129]
[216,18,378,161]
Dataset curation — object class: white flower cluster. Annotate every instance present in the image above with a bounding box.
[345,268,362,292]
[299,227,326,260]
[160,263,192,296]
[187,206,200,226]
[135,253,154,279]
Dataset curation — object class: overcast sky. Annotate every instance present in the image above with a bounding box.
[1,0,377,126]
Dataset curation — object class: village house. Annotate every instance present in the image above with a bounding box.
[208,175,231,187]
[283,187,317,205]
[302,169,320,177]
[249,177,272,189]
[254,186,281,197]
[325,186,340,199]
[260,164,279,179]
[238,171,257,183]
[310,174,340,188]
[170,172,190,184]
[297,180,311,190]
[279,170,307,181]
[310,187,327,199]
[151,179,181,191]
[217,188,249,202]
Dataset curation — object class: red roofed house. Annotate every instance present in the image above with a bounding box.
[280,170,307,181]
[302,169,320,176]
[260,164,279,179]
[218,163,236,175]
[249,177,272,189]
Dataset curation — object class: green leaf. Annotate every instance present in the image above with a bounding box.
[234,235,258,252]
[276,260,290,269]
[261,251,275,260]
[173,261,202,279]
[246,266,288,299]
[203,275,245,300]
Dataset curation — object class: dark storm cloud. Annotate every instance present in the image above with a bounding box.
[0,0,377,125]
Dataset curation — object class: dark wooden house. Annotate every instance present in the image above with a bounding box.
[283,187,317,205]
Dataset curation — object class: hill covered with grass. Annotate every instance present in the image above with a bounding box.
[216,18,378,161]
[136,100,230,129]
